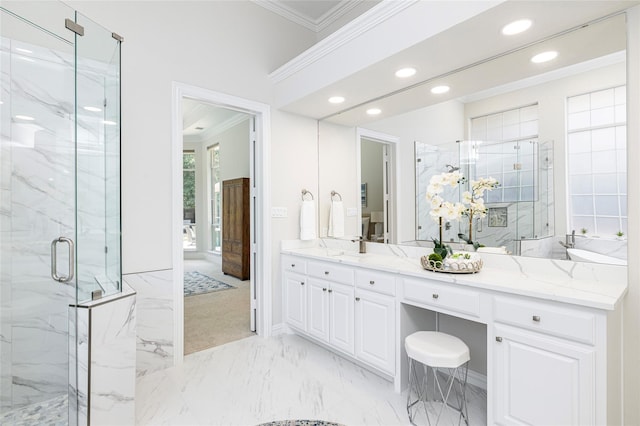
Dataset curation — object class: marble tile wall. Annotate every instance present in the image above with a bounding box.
[123,269,175,377]
[74,284,136,425]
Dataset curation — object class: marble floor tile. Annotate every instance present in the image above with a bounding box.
[136,334,487,426]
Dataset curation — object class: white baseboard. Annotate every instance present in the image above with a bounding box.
[271,323,291,336]
[466,369,487,390]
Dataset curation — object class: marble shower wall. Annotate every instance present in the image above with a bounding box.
[123,269,175,377]
[74,284,136,425]
[1,34,77,410]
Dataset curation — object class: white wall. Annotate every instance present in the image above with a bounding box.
[270,110,319,324]
[68,0,317,274]
[218,120,251,183]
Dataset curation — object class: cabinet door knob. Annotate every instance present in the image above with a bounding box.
[432,294,439,299]
[532,315,541,322]
[301,282,305,286]
[328,289,333,293]
[369,280,375,285]
[291,264,295,267]
[324,271,329,275]
[355,297,360,301]
[496,336,503,342]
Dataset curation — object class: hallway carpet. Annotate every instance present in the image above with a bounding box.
[184,259,254,354]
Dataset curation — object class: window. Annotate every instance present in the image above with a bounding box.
[567,86,626,236]
[208,145,221,252]
[469,104,539,203]
[183,151,196,250]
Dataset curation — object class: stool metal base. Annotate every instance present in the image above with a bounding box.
[406,356,469,426]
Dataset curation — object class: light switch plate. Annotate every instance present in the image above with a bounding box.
[346,208,358,217]
[271,207,288,218]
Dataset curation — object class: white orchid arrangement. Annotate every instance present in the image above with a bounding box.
[462,177,500,219]
[426,172,499,254]
[426,171,465,223]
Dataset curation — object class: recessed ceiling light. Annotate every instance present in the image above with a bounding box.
[102,120,118,126]
[15,47,33,54]
[328,96,345,104]
[502,19,532,35]
[15,115,35,121]
[83,106,102,112]
[531,51,558,63]
[366,108,381,115]
[395,67,416,78]
[431,85,450,94]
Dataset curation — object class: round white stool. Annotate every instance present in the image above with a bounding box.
[405,331,470,426]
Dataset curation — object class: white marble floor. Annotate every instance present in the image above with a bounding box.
[136,334,487,426]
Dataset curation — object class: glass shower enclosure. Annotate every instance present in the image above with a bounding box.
[0,1,121,423]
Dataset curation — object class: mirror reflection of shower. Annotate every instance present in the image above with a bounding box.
[415,139,554,255]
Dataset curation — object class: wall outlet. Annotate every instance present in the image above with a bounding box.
[346,207,358,217]
[271,207,288,218]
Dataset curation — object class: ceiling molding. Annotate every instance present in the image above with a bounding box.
[269,0,418,84]
[253,0,366,33]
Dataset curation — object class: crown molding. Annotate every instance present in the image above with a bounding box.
[269,0,418,84]
[253,0,366,33]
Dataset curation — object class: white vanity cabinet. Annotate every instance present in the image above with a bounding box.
[354,270,396,375]
[491,296,611,426]
[282,256,307,331]
[307,277,355,355]
[282,255,395,376]
[281,248,625,425]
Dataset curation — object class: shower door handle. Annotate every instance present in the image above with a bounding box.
[51,237,75,283]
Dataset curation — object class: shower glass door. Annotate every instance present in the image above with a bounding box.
[0,2,78,423]
[75,11,121,302]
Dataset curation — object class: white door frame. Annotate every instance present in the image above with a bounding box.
[356,127,399,244]
[171,82,272,364]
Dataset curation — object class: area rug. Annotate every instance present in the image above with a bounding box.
[257,421,344,426]
[184,271,234,296]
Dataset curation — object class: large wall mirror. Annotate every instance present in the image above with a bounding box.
[317,9,628,266]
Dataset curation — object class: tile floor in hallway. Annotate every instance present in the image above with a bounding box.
[136,334,487,426]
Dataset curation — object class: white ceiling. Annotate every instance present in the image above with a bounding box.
[182,98,250,142]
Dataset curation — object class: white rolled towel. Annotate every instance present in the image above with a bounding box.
[328,200,344,238]
[300,199,317,241]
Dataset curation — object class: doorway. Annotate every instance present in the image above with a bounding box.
[357,128,399,244]
[172,83,272,363]
[181,100,256,354]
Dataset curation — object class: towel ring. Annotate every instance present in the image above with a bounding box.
[331,191,342,201]
[301,189,314,201]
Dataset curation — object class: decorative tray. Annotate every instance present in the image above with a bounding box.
[420,256,483,274]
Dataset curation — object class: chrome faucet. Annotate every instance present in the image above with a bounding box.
[559,230,576,259]
[351,237,367,254]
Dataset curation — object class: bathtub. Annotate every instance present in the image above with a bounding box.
[567,248,627,266]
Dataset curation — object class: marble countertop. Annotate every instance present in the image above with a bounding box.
[281,243,628,311]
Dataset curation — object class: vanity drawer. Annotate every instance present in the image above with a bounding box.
[355,270,395,296]
[403,278,480,318]
[307,261,354,285]
[282,256,307,274]
[493,296,596,345]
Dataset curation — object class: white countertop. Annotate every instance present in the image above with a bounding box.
[281,245,627,311]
